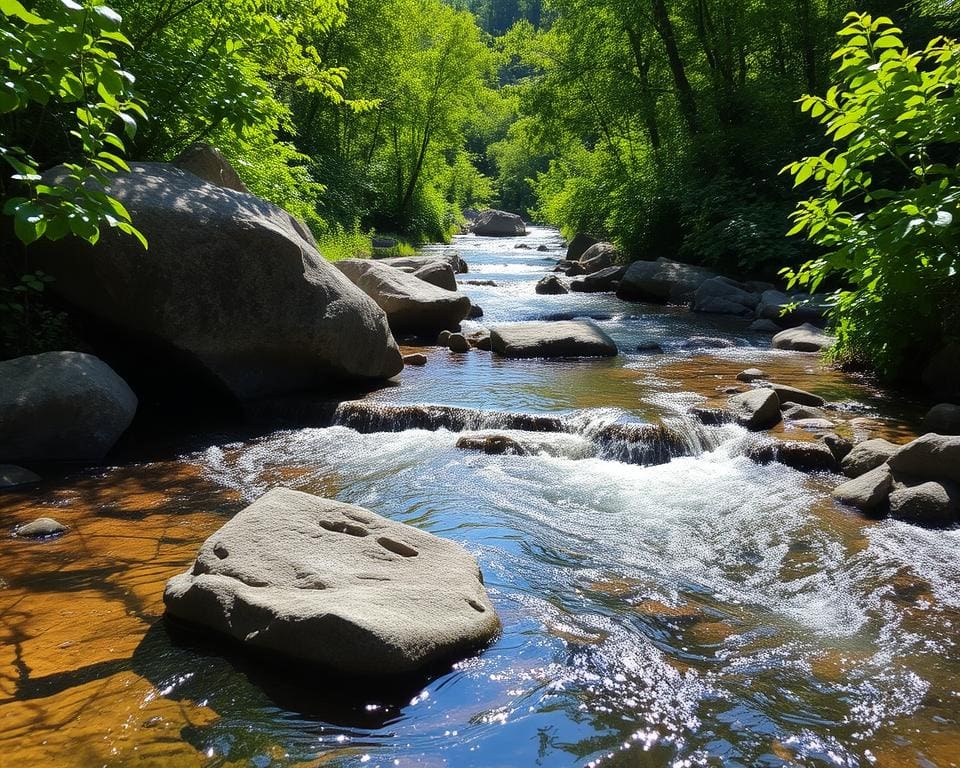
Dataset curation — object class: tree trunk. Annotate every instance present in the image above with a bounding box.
[649,0,699,135]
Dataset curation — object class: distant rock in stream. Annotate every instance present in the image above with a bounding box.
[164,488,499,676]
[491,321,618,359]
[772,323,835,352]
[471,210,527,237]
[13,517,68,539]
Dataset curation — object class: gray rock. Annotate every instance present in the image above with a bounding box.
[579,242,619,273]
[616,258,716,304]
[922,344,960,402]
[535,275,568,295]
[377,253,468,274]
[755,290,829,326]
[772,323,836,352]
[33,164,403,399]
[680,336,735,350]
[472,209,526,237]
[767,384,825,408]
[537,244,550,252]
[413,261,458,291]
[565,263,586,277]
[437,330,453,346]
[888,480,959,528]
[0,352,137,462]
[783,404,828,420]
[468,304,484,319]
[832,464,893,513]
[822,433,854,463]
[14,517,67,539]
[737,368,767,383]
[692,277,759,317]
[921,403,960,436]
[570,265,626,293]
[637,340,664,354]
[0,465,40,488]
[173,143,249,193]
[566,233,599,262]
[491,321,618,359]
[468,331,492,351]
[728,389,782,430]
[775,441,838,472]
[749,319,782,333]
[841,438,900,478]
[402,354,427,367]
[336,259,471,335]
[792,418,836,432]
[164,489,499,675]
[448,333,471,353]
[888,433,960,484]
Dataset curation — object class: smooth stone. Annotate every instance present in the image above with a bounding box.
[537,245,550,252]
[921,403,960,436]
[336,259,471,334]
[888,480,960,528]
[783,404,828,420]
[467,331,492,351]
[767,384,825,408]
[755,290,830,326]
[448,333,471,353]
[535,275,568,295]
[164,488,500,676]
[616,258,716,304]
[378,253,468,274]
[174,143,249,192]
[491,321,618,359]
[792,418,836,432]
[772,323,835,352]
[841,438,900,478]
[566,232,599,261]
[472,209,526,237]
[728,389,782,430]
[0,465,41,488]
[0,352,137,463]
[570,265,626,293]
[775,441,838,472]
[888,433,960,484]
[680,336,735,349]
[578,242,619,273]
[822,433,854,463]
[412,260,458,291]
[737,368,767,383]
[456,435,527,455]
[832,464,894,513]
[692,276,759,317]
[14,517,67,539]
[402,354,427,366]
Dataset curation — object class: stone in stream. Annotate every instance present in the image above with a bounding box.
[13,517,68,539]
[468,304,484,319]
[766,384,825,408]
[616,258,716,304]
[637,340,665,354]
[579,242,619,273]
[0,352,137,463]
[336,259,471,335]
[31,163,403,400]
[437,330,453,346]
[832,465,893,514]
[841,438,900,478]
[727,389,781,430]
[378,253,468,275]
[537,245,550,252]
[921,403,960,436]
[791,418,836,432]
[565,263,586,277]
[680,336,735,350]
[821,433,854,463]
[448,333,471,353]
[783,404,828,421]
[467,331,492,351]
[887,433,960,484]
[737,368,767,383]
[402,354,428,367]
[462,280,497,287]
[749,319,782,333]
[457,434,529,455]
[744,439,837,473]
[0,465,41,489]
[471,209,527,237]
[692,276,760,317]
[566,232,599,262]
[772,323,835,352]
[888,480,960,528]
[412,260,458,291]
[164,488,500,676]
[332,402,565,434]
[536,275,568,295]
[755,290,830,326]
[570,266,627,293]
[490,321,618,359]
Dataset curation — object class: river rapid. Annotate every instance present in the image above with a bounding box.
[1,227,958,768]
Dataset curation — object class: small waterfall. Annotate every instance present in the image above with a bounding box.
[331,401,565,434]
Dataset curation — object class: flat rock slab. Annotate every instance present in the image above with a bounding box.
[164,488,499,676]
[490,321,618,359]
[773,323,835,352]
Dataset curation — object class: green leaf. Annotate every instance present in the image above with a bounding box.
[0,0,48,25]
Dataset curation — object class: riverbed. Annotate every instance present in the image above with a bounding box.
[1,227,958,768]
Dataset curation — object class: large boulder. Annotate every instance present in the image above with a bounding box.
[535,275,568,295]
[336,259,471,335]
[841,438,899,478]
[888,433,960,484]
[472,209,527,237]
[832,464,893,514]
[412,260,458,291]
[0,352,136,462]
[727,389,781,430]
[570,265,627,293]
[490,321,618,359]
[173,143,249,193]
[578,242,619,273]
[921,403,960,436]
[164,489,499,675]
[766,383,825,408]
[616,258,716,304]
[692,277,759,317]
[888,480,959,528]
[377,252,468,274]
[32,164,403,400]
[566,232,599,262]
[772,323,836,352]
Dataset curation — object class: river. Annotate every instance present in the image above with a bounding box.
[1,227,958,767]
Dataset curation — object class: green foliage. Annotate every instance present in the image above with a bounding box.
[1,0,145,247]
[0,269,68,357]
[783,12,960,377]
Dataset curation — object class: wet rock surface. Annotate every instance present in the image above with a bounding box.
[490,321,618,359]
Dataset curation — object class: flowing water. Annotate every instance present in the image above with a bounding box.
[1,227,958,768]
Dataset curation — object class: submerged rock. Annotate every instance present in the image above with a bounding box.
[841,438,900,479]
[772,323,835,352]
[832,464,893,514]
[783,404,829,421]
[0,465,41,489]
[14,517,68,539]
[472,209,527,237]
[336,259,471,335]
[0,352,137,463]
[164,488,500,676]
[490,321,618,359]
[728,389,781,430]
